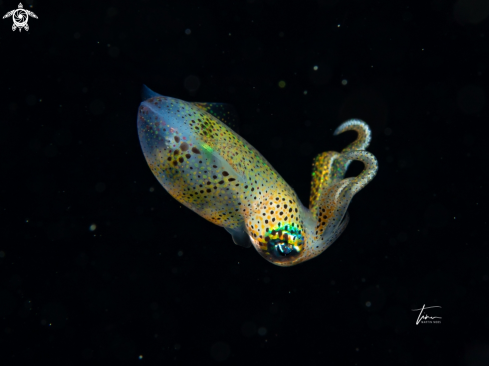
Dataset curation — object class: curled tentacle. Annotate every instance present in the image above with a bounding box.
[332,119,372,179]
[308,150,378,255]
[310,120,373,213]
[336,150,378,203]
[334,119,372,151]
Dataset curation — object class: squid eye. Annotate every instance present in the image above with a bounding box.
[266,227,304,258]
[272,242,296,257]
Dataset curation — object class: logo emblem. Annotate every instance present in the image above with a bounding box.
[3,3,38,32]
[411,304,442,325]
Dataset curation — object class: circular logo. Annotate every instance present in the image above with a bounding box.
[12,9,28,28]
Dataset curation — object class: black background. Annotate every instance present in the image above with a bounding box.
[1,0,488,364]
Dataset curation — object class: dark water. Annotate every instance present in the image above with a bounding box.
[1,0,487,364]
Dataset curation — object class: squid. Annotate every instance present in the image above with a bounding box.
[137,85,378,266]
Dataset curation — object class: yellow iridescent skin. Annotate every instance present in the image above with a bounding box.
[137,86,378,267]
